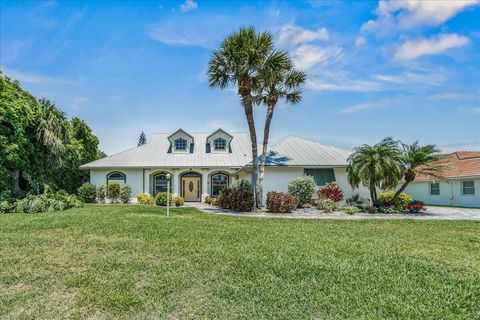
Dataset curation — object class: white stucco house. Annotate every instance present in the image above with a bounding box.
[80,128,369,202]
[404,151,480,208]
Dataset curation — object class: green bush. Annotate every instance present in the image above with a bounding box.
[288,176,316,207]
[107,183,120,203]
[14,191,84,213]
[137,193,155,205]
[231,179,252,192]
[155,192,172,206]
[77,182,97,203]
[377,191,413,209]
[97,185,107,203]
[340,206,360,215]
[120,184,132,203]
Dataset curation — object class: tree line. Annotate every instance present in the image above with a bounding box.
[0,73,105,197]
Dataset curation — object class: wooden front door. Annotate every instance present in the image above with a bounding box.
[183,177,200,202]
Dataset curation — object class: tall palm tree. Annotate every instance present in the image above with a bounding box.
[388,142,443,205]
[253,51,306,204]
[208,26,274,209]
[347,138,403,204]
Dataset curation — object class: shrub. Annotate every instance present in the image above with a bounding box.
[377,206,400,214]
[318,182,343,202]
[407,200,427,213]
[266,191,296,213]
[340,206,360,215]
[120,184,132,203]
[205,196,213,204]
[316,198,336,213]
[137,193,155,205]
[77,182,97,203]
[377,191,413,209]
[155,192,172,206]
[107,183,120,203]
[287,176,316,207]
[0,201,14,213]
[14,191,84,213]
[97,185,107,203]
[172,196,184,207]
[217,187,253,211]
[231,179,252,192]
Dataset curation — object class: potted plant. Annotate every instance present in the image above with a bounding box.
[303,203,312,213]
[407,200,427,214]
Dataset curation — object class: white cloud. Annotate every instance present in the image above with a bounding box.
[2,68,72,85]
[306,78,382,92]
[180,0,198,13]
[354,36,366,47]
[428,92,478,101]
[278,23,329,47]
[373,71,446,86]
[147,27,208,47]
[291,45,342,71]
[340,103,376,114]
[362,0,479,31]
[394,33,470,60]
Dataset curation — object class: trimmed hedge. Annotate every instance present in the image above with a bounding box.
[137,193,155,205]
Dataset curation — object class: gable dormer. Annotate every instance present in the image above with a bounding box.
[168,129,194,153]
[206,129,233,154]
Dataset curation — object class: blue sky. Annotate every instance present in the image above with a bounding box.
[1,0,479,155]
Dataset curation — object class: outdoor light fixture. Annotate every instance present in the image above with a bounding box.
[166,173,171,217]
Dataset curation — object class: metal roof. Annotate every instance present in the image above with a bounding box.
[80,133,351,169]
[80,133,252,169]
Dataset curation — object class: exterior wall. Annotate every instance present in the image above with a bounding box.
[238,166,370,204]
[90,169,144,201]
[405,178,480,208]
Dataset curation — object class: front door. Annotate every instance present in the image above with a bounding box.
[183,177,200,202]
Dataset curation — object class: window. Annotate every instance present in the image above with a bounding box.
[211,173,229,196]
[107,171,126,184]
[175,138,187,150]
[462,181,475,195]
[154,173,172,194]
[430,182,440,195]
[304,168,335,186]
[213,138,226,150]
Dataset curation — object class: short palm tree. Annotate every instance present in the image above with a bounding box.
[347,138,403,204]
[388,142,443,205]
[253,51,306,204]
[207,26,274,209]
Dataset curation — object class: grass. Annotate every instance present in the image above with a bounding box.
[0,205,479,319]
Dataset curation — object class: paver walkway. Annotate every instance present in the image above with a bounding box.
[187,202,480,220]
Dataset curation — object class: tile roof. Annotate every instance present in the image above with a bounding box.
[415,151,480,181]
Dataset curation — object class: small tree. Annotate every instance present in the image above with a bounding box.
[288,176,316,207]
[107,183,120,203]
[138,131,147,146]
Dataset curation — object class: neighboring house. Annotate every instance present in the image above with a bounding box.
[80,128,369,203]
[404,151,480,208]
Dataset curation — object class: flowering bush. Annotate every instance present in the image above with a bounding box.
[407,200,427,213]
[137,193,155,205]
[266,191,296,213]
[107,183,120,203]
[217,187,253,211]
[318,182,344,202]
[377,191,413,209]
[287,176,316,207]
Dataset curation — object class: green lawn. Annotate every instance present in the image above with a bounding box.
[0,205,478,319]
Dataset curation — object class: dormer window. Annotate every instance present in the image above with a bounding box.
[175,138,187,151]
[214,138,226,151]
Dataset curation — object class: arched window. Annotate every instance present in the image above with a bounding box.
[175,138,187,150]
[211,173,229,196]
[213,138,226,151]
[154,173,172,195]
[107,171,126,184]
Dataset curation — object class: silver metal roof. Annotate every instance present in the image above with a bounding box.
[80,133,351,169]
[80,133,252,169]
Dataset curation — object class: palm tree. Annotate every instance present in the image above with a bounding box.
[388,142,443,205]
[253,51,306,204]
[208,26,274,209]
[347,138,403,204]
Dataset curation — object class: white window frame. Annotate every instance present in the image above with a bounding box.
[174,138,187,151]
[430,182,440,196]
[213,138,226,151]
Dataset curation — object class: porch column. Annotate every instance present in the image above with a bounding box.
[201,169,209,202]
[172,169,180,197]
[143,169,150,194]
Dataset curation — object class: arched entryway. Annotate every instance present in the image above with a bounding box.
[180,171,202,202]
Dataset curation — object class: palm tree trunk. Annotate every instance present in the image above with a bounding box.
[369,180,377,205]
[240,91,260,210]
[259,103,275,207]
[388,181,411,206]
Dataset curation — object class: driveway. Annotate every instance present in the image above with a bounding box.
[187,203,480,221]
